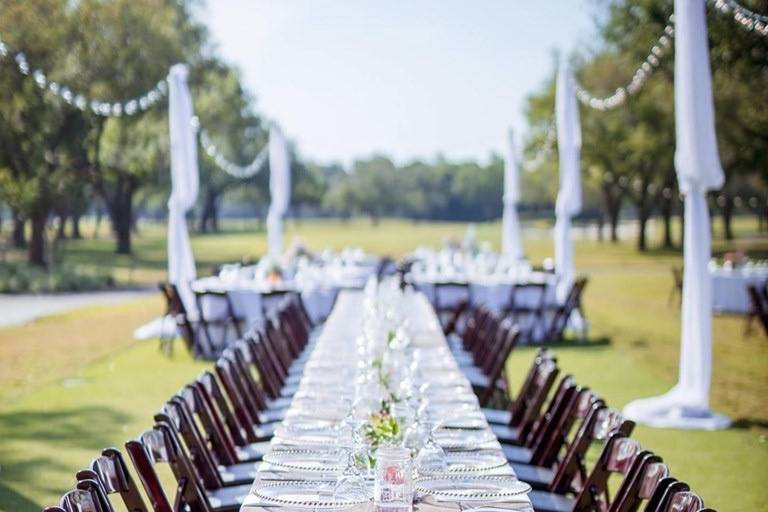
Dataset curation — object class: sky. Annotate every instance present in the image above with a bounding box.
[203,1,597,167]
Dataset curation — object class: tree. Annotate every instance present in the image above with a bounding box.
[71,0,190,254]
[599,0,768,244]
[0,0,89,266]
[193,60,267,232]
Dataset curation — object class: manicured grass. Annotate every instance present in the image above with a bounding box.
[0,217,766,510]
[0,297,164,404]
[0,340,208,510]
[505,346,768,511]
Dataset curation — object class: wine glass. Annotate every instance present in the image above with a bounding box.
[415,422,448,476]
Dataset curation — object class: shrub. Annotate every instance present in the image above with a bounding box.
[0,263,115,293]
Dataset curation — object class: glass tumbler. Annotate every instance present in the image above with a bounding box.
[374,446,413,512]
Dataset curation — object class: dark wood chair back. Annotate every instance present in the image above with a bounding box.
[745,284,768,337]
[643,478,681,512]
[158,282,196,354]
[433,281,471,331]
[180,383,239,466]
[509,352,559,439]
[478,321,522,405]
[547,276,588,341]
[125,424,211,512]
[196,371,249,447]
[570,433,642,511]
[59,479,113,512]
[77,448,148,512]
[611,453,668,512]
[525,376,579,466]
[668,267,683,306]
[549,404,634,495]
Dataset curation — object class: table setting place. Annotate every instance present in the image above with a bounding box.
[241,280,533,512]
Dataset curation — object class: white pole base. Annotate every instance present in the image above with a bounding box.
[623,391,730,431]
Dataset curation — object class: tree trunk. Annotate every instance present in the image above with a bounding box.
[602,184,622,243]
[93,209,103,239]
[28,209,47,268]
[199,188,221,233]
[12,210,26,248]
[56,213,68,240]
[112,198,133,254]
[661,197,674,249]
[637,212,648,251]
[609,207,620,242]
[104,177,137,255]
[636,188,651,252]
[71,214,82,239]
[721,195,734,240]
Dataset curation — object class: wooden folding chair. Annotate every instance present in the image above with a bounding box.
[59,479,113,512]
[668,266,683,307]
[475,322,523,406]
[483,348,559,443]
[611,453,668,512]
[526,405,635,511]
[652,483,710,512]
[158,282,197,356]
[506,282,548,342]
[500,375,578,464]
[194,373,272,463]
[744,284,768,337]
[433,280,471,332]
[546,277,588,342]
[194,289,245,354]
[569,434,643,511]
[76,448,148,512]
[509,387,600,490]
[126,423,247,512]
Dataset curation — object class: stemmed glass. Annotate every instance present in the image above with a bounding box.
[333,425,372,503]
[414,421,448,477]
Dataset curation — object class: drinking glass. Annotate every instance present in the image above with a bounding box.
[374,446,413,512]
[414,423,447,476]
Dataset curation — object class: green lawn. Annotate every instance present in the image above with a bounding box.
[1,217,767,510]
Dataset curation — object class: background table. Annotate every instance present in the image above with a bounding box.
[710,266,768,314]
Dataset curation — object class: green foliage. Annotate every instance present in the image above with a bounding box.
[320,155,507,221]
[522,0,768,247]
[0,262,114,293]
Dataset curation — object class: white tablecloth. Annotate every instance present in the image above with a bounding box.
[413,272,558,312]
[240,290,533,511]
[192,277,351,327]
[711,267,768,314]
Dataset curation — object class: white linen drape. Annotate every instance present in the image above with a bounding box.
[167,64,199,313]
[554,61,582,303]
[502,127,524,260]
[267,125,291,259]
[623,0,729,430]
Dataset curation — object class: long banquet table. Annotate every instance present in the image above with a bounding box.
[241,289,533,512]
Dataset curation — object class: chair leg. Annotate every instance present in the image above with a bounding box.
[744,314,755,338]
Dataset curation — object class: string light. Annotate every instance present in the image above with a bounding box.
[521,124,557,172]
[0,37,167,117]
[574,15,675,111]
[711,0,768,36]
[197,122,268,179]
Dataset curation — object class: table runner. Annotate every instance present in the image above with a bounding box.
[241,290,533,512]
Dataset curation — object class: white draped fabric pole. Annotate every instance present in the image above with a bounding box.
[267,125,291,259]
[554,61,582,303]
[623,0,730,430]
[502,127,524,260]
[167,64,199,314]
